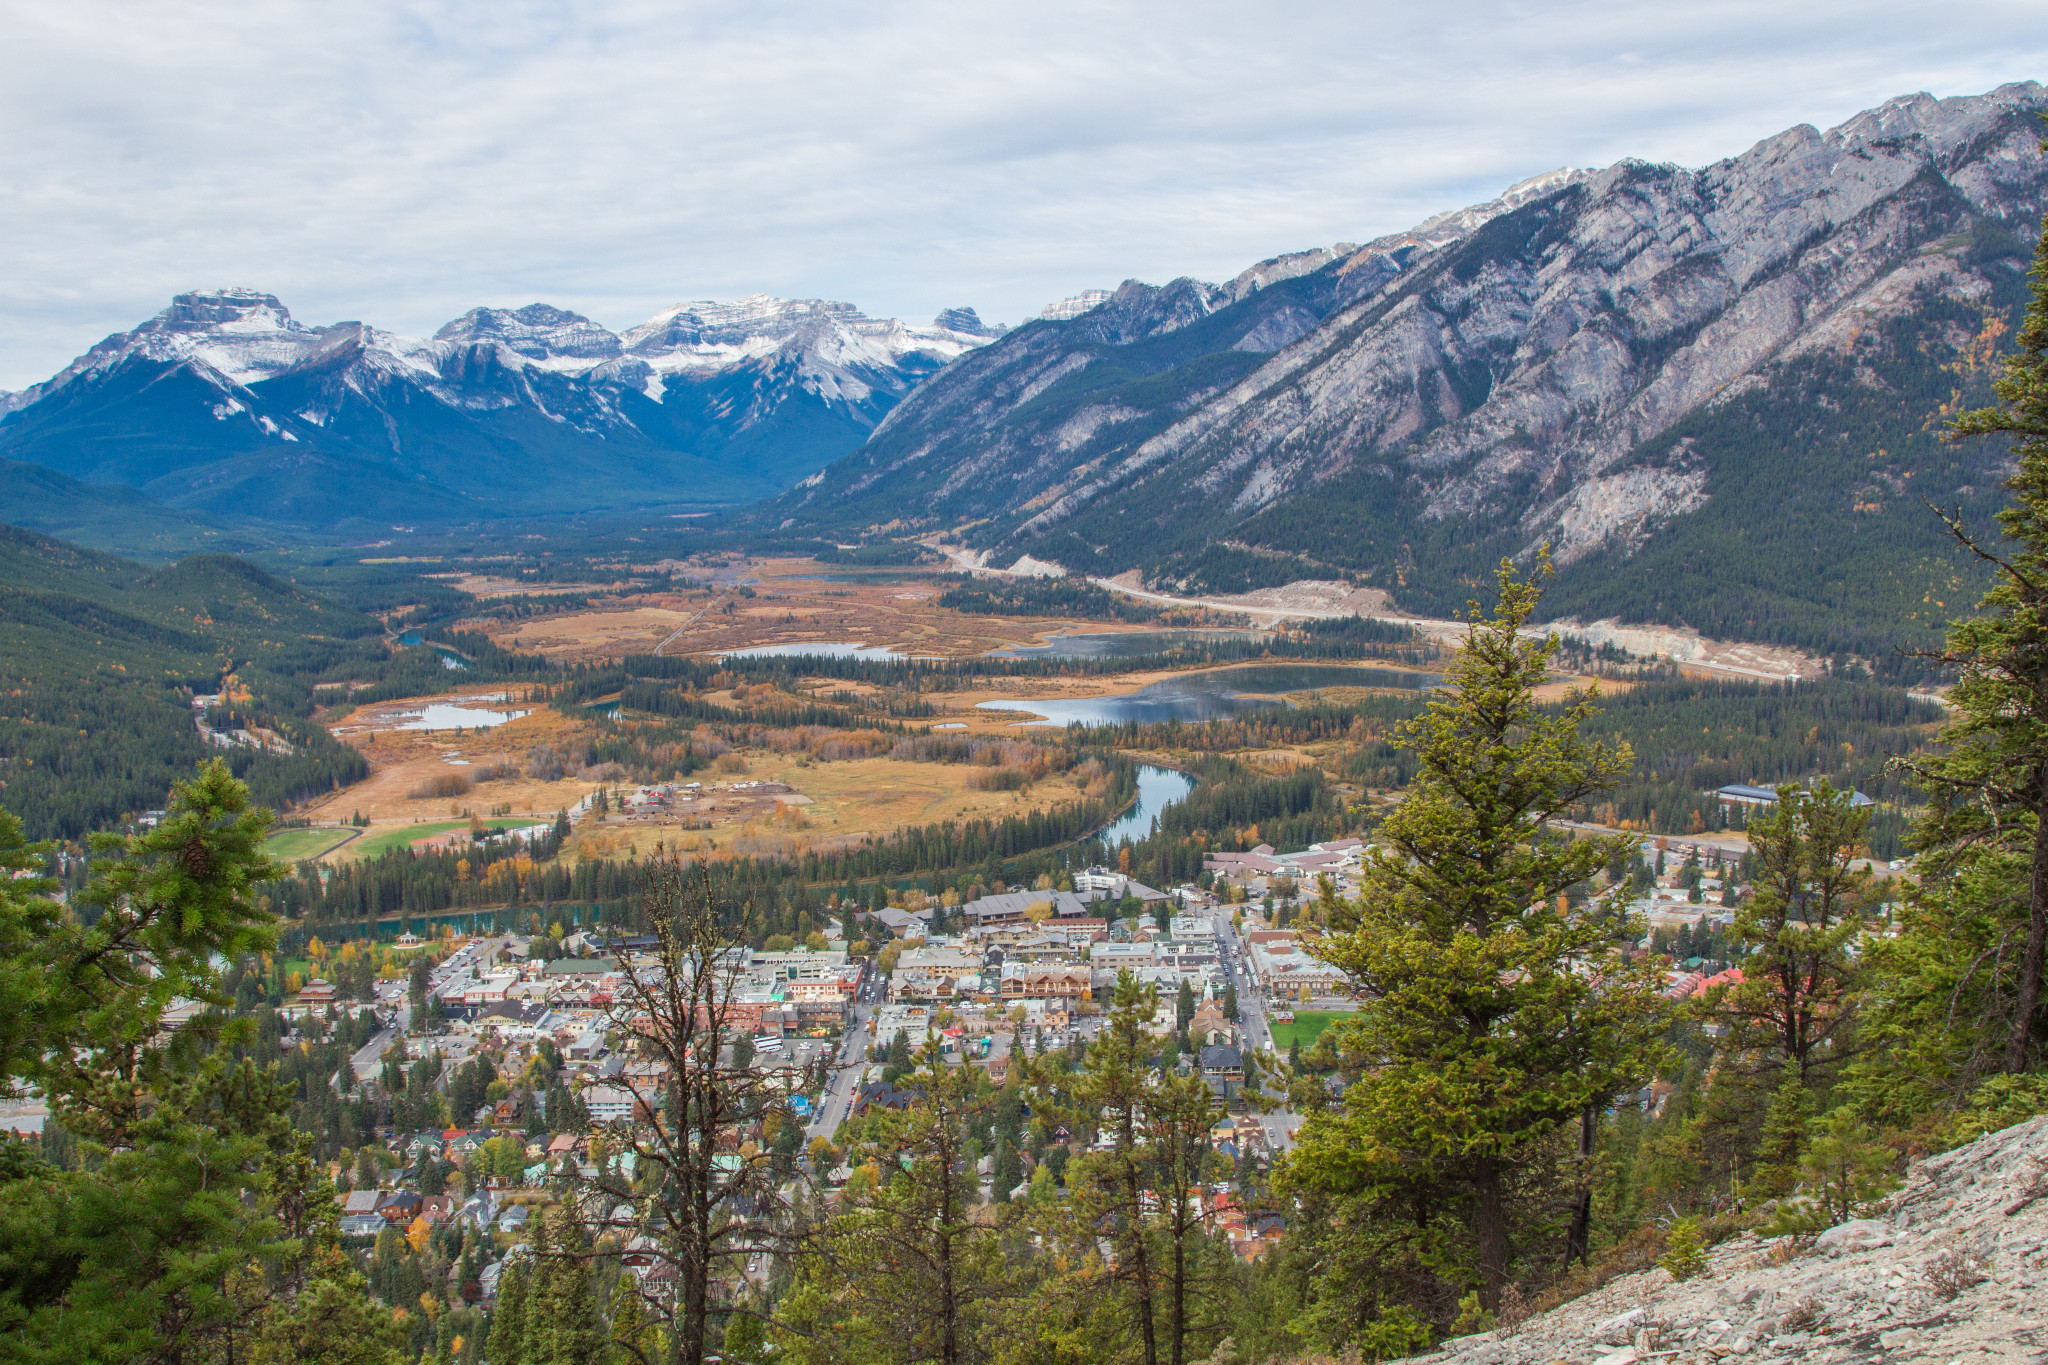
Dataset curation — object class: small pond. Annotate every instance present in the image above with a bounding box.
[398,702,530,732]
[395,630,466,668]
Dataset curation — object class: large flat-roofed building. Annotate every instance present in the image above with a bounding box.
[1718,783,1875,811]
[963,890,1094,927]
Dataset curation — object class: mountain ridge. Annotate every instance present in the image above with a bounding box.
[763,82,2048,661]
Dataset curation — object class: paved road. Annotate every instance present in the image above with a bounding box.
[349,1020,402,1086]
[804,995,879,1144]
[1209,907,1301,1154]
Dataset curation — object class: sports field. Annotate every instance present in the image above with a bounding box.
[1265,1009,1347,1051]
[346,817,543,861]
[263,827,359,862]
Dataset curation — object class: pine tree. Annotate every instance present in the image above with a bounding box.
[1291,556,1672,1313]
[782,1042,997,1365]
[249,1250,413,1365]
[1062,969,1162,1365]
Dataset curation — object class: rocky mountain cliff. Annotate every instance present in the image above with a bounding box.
[1407,1114,2048,1365]
[768,83,2048,659]
[0,290,994,530]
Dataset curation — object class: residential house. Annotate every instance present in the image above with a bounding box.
[376,1190,423,1224]
[1199,1045,1245,1100]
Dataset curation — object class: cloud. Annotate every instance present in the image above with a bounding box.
[0,0,2042,387]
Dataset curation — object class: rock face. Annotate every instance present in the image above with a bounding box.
[0,290,995,527]
[1413,1115,2048,1365]
[769,83,2048,633]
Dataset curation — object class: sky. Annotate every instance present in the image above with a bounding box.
[2,0,2044,389]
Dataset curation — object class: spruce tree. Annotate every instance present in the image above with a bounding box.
[1918,127,2048,1075]
[1290,556,1672,1313]
[527,1209,607,1365]
[993,1137,1021,1202]
[1709,781,1870,1087]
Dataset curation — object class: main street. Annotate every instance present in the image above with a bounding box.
[1209,906,1302,1155]
[804,991,878,1145]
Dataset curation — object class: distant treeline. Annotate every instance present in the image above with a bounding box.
[554,634,1432,709]
[811,543,938,566]
[278,755,1141,936]
[938,576,1166,623]
[1078,675,1942,859]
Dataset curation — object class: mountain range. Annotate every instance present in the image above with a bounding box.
[765,82,2048,659]
[3,82,2045,661]
[0,291,1001,531]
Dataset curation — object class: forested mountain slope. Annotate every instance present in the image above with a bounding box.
[0,456,281,559]
[766,83,2048,660]
[0,527,384,837]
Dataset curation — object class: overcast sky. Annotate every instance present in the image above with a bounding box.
[1,0,2042,389]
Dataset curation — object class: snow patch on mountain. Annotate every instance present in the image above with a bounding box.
[1036,290,1112,321]
[6,287,1002,433]
[434,304,624,371]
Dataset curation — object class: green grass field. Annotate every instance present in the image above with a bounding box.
[263,826,358,862]
[346,817,541,861]
[1265,1009,1347,1051]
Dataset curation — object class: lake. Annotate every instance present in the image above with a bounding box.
[1100,765,1195,845]
[976,663,1439,727]
[398,701,531,731]
[988,628,1269,659]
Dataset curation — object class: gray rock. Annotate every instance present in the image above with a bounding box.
[1454,1117,2048,1365]
[1593,1307,1650,1344]
[1814,1219,1891,1255]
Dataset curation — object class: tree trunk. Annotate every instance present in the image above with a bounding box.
[1562,1108,1595,1269]
[938,1114,960,1365]
[1169,1221,1187,1365]
[679,1258,707,1365]
[1473,1157,1509,1311]
[1127,1153,1158,1365]
[2007,780,2048,1074]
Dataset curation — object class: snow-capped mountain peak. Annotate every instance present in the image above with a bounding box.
[154,287,302,338]
[0,283,1007,525]
[617,293,987,377]
[433,304,624,371]
[1035,289,1112,321]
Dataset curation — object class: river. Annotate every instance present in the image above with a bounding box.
[1099,764,1196,846]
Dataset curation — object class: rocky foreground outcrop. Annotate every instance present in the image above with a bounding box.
[1415,1116,2048,1365]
